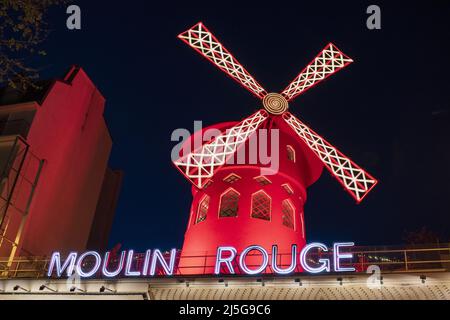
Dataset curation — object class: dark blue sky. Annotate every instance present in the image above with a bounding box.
[40,1,449,251]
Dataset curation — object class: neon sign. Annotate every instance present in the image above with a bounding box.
[48,242,355,278]
[216,243,355,275]
[48,249,177,278]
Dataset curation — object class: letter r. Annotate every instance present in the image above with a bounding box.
[215,247,237,275]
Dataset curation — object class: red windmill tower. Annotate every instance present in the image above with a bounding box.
[173,23,377,274]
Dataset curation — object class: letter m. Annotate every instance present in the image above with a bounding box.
[47,252,77,277]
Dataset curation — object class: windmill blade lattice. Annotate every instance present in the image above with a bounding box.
[283,112,377,202]
[179,22,268,99]
[281,43,353,102]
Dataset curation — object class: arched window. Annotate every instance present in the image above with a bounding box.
[281,183,294,195]
[203,180,213,189]
[287,145,296,162]
[254,176,272,186]
[219,188,239,218]
[223,173,241,184]
[281,199,295,230]
[196,195,210,224]
[251,190,271,221]
[299,196,305,237]
[300,212,305,238]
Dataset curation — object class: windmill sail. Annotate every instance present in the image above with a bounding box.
[178,22,268,99]
[282,112,377,202]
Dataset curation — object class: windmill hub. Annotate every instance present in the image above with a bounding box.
[262,93,289,115]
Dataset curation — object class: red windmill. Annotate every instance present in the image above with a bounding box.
[173,22,377,274]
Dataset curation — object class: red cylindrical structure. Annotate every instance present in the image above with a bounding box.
[177,116,323,275]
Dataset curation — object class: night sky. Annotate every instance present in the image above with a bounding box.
[39,1,449,251]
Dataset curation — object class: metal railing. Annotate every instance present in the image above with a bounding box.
[0,136,44,273]
[351,246,450,273]
[0,256,49,279]
[1,244,449,279]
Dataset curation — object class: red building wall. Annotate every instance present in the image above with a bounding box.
[0,67,119,259]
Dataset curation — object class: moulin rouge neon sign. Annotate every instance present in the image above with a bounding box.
[48,242,355,278]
